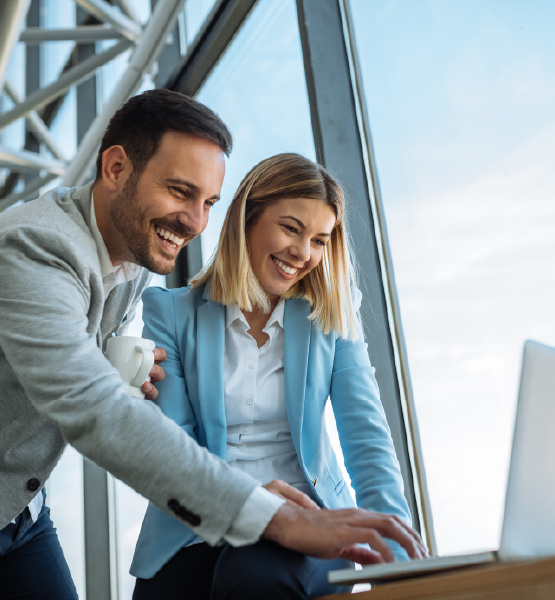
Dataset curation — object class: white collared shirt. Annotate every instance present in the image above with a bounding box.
[189,300,315,548]
[223,300,311,496]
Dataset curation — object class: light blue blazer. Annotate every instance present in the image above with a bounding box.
[131,284,411,579]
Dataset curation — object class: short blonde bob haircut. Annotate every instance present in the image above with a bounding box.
[191,152,359,339]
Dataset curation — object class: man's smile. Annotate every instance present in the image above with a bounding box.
[155,225,185,249]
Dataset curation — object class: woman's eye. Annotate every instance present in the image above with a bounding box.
[283,224,298,234]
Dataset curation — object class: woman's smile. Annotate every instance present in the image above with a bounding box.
[271,256,299,277]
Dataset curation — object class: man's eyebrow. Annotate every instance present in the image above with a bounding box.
[167,178,220,201]
[280,215,331,237]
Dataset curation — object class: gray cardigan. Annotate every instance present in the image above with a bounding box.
[0,183,257,540]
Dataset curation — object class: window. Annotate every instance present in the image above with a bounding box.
[349,0,555,554]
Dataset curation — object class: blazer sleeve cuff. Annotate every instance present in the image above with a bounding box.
[223,486,285,547]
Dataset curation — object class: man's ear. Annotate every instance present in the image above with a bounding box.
[101,145,132,192]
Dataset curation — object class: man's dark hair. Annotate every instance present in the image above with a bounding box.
[95,89,232,179]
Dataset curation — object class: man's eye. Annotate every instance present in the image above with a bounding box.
[170,186,187,197]
[205,199,215,208]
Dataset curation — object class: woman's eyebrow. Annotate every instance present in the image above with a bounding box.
[280,215,331,237]
[280,215,305,229]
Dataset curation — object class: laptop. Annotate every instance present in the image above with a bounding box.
[328,339,555,586]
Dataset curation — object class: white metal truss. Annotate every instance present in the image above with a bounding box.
[0,0,187,212]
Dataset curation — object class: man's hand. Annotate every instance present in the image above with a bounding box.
[142,347,167,401]
[263,480,320,509]
[263,504,428,564]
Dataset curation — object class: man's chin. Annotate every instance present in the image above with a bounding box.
[132,242,185,275]
[137,253,178,275]
[148,259,177,275]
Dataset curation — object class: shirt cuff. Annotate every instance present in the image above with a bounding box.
[223,486,285,547]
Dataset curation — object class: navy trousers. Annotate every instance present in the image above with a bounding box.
[0,495,78,600]
[133,539,354,600]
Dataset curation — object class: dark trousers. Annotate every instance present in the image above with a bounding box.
[0,494,78,600]
[133,539,354,600]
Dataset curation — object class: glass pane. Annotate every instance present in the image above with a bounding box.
[46,447,85,598]
[349,0,555,554]
[196,0,315,261]
[184,0,219,44]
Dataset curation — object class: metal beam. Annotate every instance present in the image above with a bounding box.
[62,0,187,187]
[167,0,257,95]
[0,0,32,93]
[0,173,58,212]
[0,146,66,175]
[111,0,141,23]
[74,0,142,41]
[74,7,114,596]
[0,11,104,201]
[151,0,182,88]
[20,25,124,44]
[0,39,133,131]
[4,81,65,160]
[83,460,111,600]
[23,0,41,188]
[296,0,422,533]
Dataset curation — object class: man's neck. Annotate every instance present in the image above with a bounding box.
[92,181,124,267]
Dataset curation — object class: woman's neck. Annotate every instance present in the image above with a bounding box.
[242,298,279,349]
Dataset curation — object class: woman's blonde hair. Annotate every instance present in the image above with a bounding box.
[191,152,359,339]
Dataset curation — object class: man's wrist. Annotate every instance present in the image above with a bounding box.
[224,486,285,547]
[262,504,298,545]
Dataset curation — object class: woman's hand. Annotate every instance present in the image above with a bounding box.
[263,480,320,509]
[142,347,167,401]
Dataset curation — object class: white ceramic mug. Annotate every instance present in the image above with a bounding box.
[106,336,156,398]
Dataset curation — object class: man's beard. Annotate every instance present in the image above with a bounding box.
[109,173,191,275]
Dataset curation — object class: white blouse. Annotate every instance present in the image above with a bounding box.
[224,300,312,497]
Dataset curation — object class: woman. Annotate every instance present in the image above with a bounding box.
[132,153,418,598]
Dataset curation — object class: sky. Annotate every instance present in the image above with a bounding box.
[349,0,555,553]
[4,0,555,596]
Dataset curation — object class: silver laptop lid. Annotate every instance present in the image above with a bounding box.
[498,340,555,560]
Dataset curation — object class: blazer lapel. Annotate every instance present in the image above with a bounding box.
[283,298,312,459]
[196,288,227,459]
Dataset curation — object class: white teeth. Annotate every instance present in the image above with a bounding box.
[272,257,298,275]
[155,226,185,246]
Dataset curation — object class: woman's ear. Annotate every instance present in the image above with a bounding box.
[101,145,132,192]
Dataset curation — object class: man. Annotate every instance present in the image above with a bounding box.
[0,89,425,597]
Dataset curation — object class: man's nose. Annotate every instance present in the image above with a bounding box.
[178,200,206,237]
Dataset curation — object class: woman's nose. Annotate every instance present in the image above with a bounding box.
[291,238,311,262]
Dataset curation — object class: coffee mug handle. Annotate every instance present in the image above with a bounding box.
[131,346,155,387]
